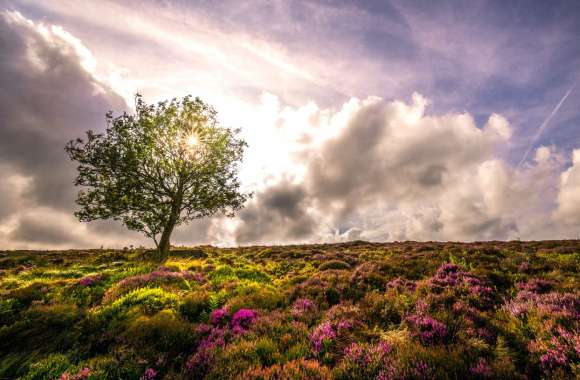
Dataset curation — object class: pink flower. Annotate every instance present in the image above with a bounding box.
[78,275,102,286]
[310,322,337,353]
[291,298,317,318]
[406,314,447,346]
[470,358,493,377]
[60,367,91,380]
[231,309,257,332]
[140,368,157,380]
[209,308,229,326]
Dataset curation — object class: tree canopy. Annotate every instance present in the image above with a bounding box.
[65,94,250,261]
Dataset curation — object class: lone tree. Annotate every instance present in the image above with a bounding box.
[66,94,250,262]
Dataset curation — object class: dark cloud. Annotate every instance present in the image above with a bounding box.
[9,213,86,246]
[0,12,126,211]
[234,180,315,244]
[172,218,214,246]
[0,11,130,246]
[305,96,495,222]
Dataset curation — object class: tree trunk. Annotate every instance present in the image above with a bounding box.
[155,185,183,263]
[156,222,175,263]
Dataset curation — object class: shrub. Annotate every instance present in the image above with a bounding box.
[98,288,179,321]
[225,282,284,311]
[125,309,193,353]
[319,260,351,271]
[231,309,258,332]
[1,241,579,379]
[206,338,280,379]
[21,354,70,380]
[180,290,211,322]
[242,359,332,380]
[333,341,392,380]
[406,314,448,346]
[103,268,200,302]
[80,355,142,379]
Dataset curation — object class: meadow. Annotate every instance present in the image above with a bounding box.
[0,240,578,379]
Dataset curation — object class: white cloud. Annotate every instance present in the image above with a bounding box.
[554,149,580,226]
[229,92,580,243]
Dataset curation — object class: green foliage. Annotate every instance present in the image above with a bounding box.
[125,310,193,354]
[319,260,351,271]
[98,287,179,320]
[207,338,280,379]
[20,353,70,380]
[180,290,211,322]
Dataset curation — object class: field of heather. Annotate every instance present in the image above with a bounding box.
[0,241,579,379]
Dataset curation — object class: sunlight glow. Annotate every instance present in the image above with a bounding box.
[186,133,199,148]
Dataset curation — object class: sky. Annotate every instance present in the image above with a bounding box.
[1,0,580,249]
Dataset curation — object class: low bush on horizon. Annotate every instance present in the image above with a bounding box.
[0,241,578,379]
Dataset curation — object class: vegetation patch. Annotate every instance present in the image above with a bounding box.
[0,241,578,379]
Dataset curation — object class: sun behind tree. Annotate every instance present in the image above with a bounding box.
[65,94,250,262]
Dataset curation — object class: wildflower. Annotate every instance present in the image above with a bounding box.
[78,274,102,286]
[310,322,337,353]
[210,308,229,326]
[186,327,228,375]
[518,261,531,272]
[406,314,447,345]
[60,367,91,380]
[291,298,317,318]
[470,358,493,377]
[411,361,433,379]
[231,308,257,332]
[540,345,568,370]
[516,278,556,293]
[337,320,353,332]
[387,277,416,291]
[140,368,157,380]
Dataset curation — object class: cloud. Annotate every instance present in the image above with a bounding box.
[229,93,578,243]
[0,11,140,248]
[304,94,510,222]
[554,149,580,225]
[234,180,316,244]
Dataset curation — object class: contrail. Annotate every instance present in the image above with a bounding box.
[517,80,578,168]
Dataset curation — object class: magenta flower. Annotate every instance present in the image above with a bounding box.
[406,314,447,345]
[411,360,432,379]
[209,308,229,326]
[387,277,416,291]
[343,341,391,366]
[518,261,531,272]
[186,326,228,376]
[517,278,556,293]
[231,308,257,332]
[291,298,317,318]
[310,322,337,353]
[78,274,102,286]
[470,358,493,377]
[140,368,157,380]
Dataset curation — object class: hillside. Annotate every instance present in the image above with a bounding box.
[0,241,579,379]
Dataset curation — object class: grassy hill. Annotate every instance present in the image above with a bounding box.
[0,241,578,379]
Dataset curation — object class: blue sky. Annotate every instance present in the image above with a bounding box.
[1,0,580,248]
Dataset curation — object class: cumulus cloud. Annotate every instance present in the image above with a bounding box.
[554,149,580,225]
[229,93,578,243]
[0,11,143,248]
[234,180,316,244]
